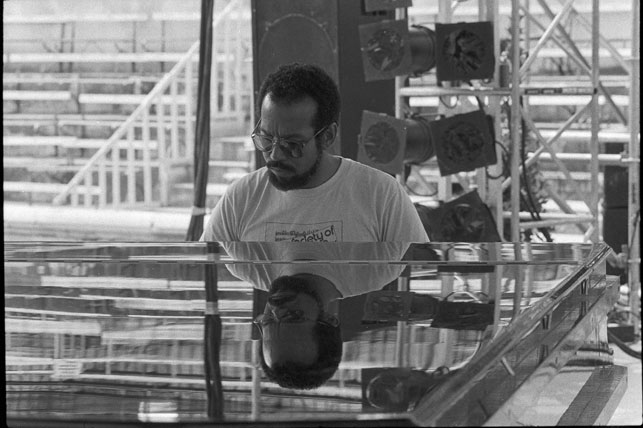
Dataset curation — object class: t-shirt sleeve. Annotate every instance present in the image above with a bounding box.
[382,180,430,242]
[200,189,238,242]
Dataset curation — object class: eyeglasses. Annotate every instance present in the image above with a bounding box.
[253,311,339,335]
[250,119,329,159]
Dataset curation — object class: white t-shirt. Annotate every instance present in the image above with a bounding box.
[222,241,410,297]
[201,157,429,242]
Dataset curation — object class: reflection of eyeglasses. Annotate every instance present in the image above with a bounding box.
[251,119,329,159]
[253,311,339,335]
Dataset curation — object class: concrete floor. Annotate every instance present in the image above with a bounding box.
[608,340,642,426]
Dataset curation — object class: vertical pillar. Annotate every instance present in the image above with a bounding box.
[589,0,600,242]
[628,0,641,337]
[510,0,522,241]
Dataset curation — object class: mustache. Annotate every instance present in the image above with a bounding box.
[266,161,294,171]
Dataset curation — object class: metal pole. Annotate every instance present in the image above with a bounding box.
[482,0,504,238]
[510,0,521,241]
[628,0,640,338]
[395,6,406,188]
[438,0,453,203]
[589,0,600,241]
[251,340,261,419]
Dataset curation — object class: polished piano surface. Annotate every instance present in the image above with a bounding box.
[4,241,625,426]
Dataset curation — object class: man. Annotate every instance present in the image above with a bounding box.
[223,241,410,389]
[200,63,429,242]
[256,273,343,389]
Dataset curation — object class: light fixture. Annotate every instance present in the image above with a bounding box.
[419,190,501,242]
[358,110,434,174]
[428,109,497,176]
[435,21,495,82]
[359,20,437,81]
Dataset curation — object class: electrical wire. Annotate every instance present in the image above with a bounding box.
[406,183,439,197]
[608,330,642,360]
[485,140,510,179]
[502,99,552,242]
[627,209,640,264]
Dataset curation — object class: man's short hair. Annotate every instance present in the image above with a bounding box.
[259,273,343,389]
[257,63,341,131]
[259,321,342,389]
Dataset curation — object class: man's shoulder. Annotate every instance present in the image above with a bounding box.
[340,158,400,187]
[225,167,269,194]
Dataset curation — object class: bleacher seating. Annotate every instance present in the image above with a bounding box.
[3,1,253,209]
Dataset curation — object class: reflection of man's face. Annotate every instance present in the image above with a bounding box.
[262,275,324,368]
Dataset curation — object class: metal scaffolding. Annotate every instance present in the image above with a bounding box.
[399,0,640,331]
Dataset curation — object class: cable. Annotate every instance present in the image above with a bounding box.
[485,140,510,179]
[608,330,642,360]
[406,184,439,197]
[627,209,640,262]
[518,99,552,242]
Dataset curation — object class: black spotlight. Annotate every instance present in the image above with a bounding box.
[359,19,412,81]
[358,111,434,174]
[435,21,495,82]
[359,19,437,81]
[409,25,437,76]
[428,109,497,176]
[419,190,501,242]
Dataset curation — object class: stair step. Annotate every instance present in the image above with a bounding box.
[173,182,228,196]
[208,160,251,168]
[2,72,161,86]
[528,152,625,166]
[538,129,633,143]
[3,156,161,171]
[3,90,72,101]
[4,136,77,146]
[4,135,158,150]
[3,181,101,195]
[78,93,187,105]
[3,52,193,64]
[409,94,630,108]
[3,157,85,171]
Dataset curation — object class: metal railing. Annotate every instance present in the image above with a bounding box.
[52,0,250,208]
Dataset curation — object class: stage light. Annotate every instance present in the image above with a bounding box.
[428,109,497,176]
[435,21,495,82]
[359,20,436,81]
[419,190,501,242]
[409,25,437,76]
[359,19,411,81]
[358,110,434,174]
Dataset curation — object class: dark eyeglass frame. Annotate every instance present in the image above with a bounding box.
[253,311,339,335]
[250,119,330,159]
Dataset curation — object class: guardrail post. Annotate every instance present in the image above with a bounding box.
[142,108,152,204]
[127,127,136,205]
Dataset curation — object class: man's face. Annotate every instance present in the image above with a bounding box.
[261,276,324,367]
[259,94,324,191]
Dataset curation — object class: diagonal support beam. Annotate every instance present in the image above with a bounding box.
[532,0,628,125]
[501,101,590,191]
[519,0,575,77]
[519,107,595,215]
[543,183,589,234]
[566,7,631,74]
[522,10,628,125]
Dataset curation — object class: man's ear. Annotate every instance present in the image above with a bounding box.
[321,122,338,150]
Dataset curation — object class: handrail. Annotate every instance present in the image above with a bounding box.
[52,0,244,207]
[51,41,200,205]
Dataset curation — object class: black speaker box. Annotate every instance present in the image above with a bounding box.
[604,142,628,209]
[251,0,396,164]
[603,206,628,281]
[604,166,628,209]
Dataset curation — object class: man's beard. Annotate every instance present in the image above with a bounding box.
[266,145,323,191]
